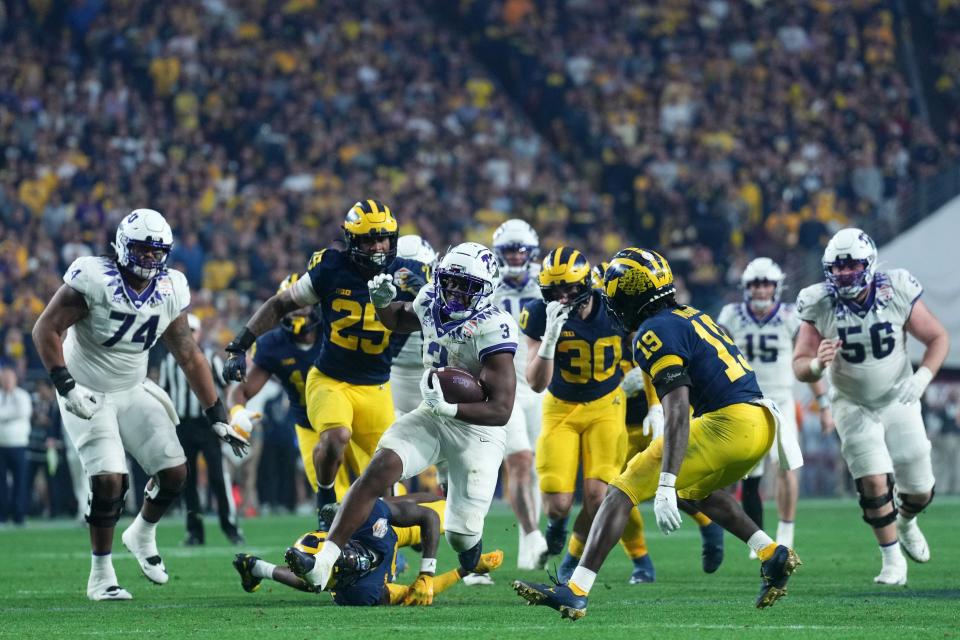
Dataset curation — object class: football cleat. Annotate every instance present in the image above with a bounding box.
[896,517,930,563]
[874,561,908,586]
[317,502,339,533]
[519,531,548,570]
[628,554,656,584]
[233,554,262,593]
[121,526,168,585]
[476,549,504,574]
[284,546,316,583]
[700,522,725,573]
[513,578,587,621]
[756,546,802,608]
[86,582,133,601]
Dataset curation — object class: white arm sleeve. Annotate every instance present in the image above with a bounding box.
[288,272,321,306]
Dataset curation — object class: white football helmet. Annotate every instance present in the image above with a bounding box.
[822,228,877,299]
[397,234,437,270]
[741,257,785,311]
[434,242,500,320]
[113,208,174,280]
[492,219,540,282]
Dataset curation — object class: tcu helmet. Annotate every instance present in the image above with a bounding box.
[602,247,676,332]
[434,242,501,320]
[342,200,399,272]
[539,247,592,310]
[397,234,438,273]
[277,274,321,336]
[113,209,173,280]
[822,228,878,299]
[741,257,785,311]
[492,219,540,281]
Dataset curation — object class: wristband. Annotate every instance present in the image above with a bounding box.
[658,472,677,488]
[204,398,229,426]
[228,327,257,353]
[49,366,76,396]
[420,558,437,574]
[809,358,824,378]
[537,340,557,360]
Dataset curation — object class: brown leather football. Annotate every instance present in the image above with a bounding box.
[429,367,488,404]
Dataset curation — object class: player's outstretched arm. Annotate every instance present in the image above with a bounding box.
[653,384,691,534]
[458,351,517,426]
[906,300,949,376]
[164,314,249,456]
[372,301,422,334]
[524,336,552,393]
[793,321,838,382]
[386,501,441,567]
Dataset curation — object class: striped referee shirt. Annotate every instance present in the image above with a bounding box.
[154,346,226,420]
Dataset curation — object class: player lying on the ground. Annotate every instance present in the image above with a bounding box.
[234,495,502,605]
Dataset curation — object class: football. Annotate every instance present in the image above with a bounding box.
[430,367,488,404]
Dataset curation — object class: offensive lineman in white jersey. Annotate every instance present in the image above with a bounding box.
[491,220,549,568]
[31,209,249,601]
[793,229,948,586]
[717,257,834,552]
[290,242,518,594]
[390,235,438,416]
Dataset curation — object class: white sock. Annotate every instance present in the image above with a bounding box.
[252,559,276,580]
[307,540,341,584]
[776,520,795,547]
[91,553,117,580]
[896,513,915,528]
[569,566,596,593]
[746,530,775,554]
[318,481,335,489]
[880,541,904,565]
[130,514,158,539]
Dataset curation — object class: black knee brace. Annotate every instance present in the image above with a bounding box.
[856,474,897,528]
[144,473,186,509]
[87,475,129,528]
[898,485,935,517]
[457,540,483,575]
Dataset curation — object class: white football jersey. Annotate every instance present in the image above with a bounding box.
[414,282,519,379]
[797,269,922,408]
[62,256,190,393]
[492,276,541,385]
[716,302,800,397]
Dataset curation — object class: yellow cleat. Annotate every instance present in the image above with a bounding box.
[475,549,504,573]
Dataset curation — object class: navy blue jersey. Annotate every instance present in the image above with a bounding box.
[305,250,427,385]
[521,292,626,402]
[633,306,762,417]
[250,327,321,429]
[330,498,398,606]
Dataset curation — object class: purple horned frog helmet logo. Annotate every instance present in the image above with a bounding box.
[479,249,499,279]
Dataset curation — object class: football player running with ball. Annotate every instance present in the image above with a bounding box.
[297,242,518,593]
[221,200,427,530]
[717,257,835,553]
[793,229,948,586]
[32,209,249,601]
[515,248,797,619]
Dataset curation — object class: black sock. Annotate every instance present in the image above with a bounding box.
[317,484,337,510]
[545,516,568,554]
[741,477,763,530]
[458,541,482,574]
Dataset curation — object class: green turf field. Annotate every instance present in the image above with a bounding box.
[1,497,957,639]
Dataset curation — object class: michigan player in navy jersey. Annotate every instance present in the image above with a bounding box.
[515,248,799,618]
[234,495,503,606]
[521,248,653,585]
[221,201,428,528]
[226,274,324,515]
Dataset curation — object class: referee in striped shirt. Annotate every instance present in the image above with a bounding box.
[152,314,243,545]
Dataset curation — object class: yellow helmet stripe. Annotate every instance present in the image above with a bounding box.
[367,199,381,216]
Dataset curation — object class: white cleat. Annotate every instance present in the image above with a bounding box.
[518,531,548,570]
[896,516,930,563]
[748,549,758,560]
[121,526,169,585]
[87,580,133,601]
[874,561,908,586]
[462,572,495,586]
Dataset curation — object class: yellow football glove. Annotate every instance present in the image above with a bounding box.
[474,550,504,574]
[402,574,434,606]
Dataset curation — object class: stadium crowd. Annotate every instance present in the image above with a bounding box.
[1,0,959,525]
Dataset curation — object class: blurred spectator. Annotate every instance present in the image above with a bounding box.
[0,367,32,525]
